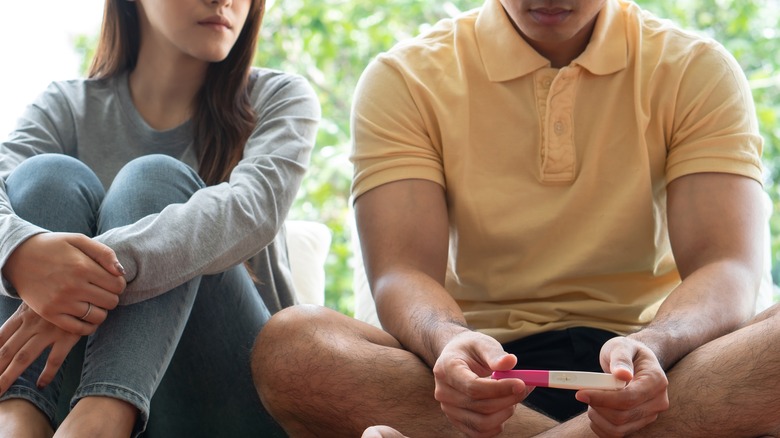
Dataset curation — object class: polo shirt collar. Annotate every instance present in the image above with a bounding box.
[476,0,628,82]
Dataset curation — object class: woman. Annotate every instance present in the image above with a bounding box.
[0,0,319,436]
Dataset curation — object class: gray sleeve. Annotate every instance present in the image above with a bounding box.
[95,74,321,304]
[0,84,75,297]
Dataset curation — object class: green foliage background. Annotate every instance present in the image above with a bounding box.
[254,0,487,314]
[75,0,780,315]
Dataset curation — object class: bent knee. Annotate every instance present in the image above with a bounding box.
[252,305,340,365]
[251,306,349,397]
[254,304,343,351]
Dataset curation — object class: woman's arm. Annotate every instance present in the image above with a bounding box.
[95,72,321,304]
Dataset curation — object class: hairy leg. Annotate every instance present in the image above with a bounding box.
[634,304,780,437]
[537,305,780,437]
[0,399,54,438]
[252,305,557,438]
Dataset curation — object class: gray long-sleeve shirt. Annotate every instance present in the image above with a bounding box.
[0,68,320,307]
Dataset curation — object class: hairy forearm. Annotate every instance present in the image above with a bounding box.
[630,259,758,369]
[373,269,470,368]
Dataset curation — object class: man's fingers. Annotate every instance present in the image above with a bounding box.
[442,365,522,401]
[588,406,660,438]
[599,338,636,381]
[442,403,513,438]
[436,381,524,415]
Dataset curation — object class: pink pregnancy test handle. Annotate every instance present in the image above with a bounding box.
[491,370,549,387]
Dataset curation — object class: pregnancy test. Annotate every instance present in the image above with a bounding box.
[491,370,627,390]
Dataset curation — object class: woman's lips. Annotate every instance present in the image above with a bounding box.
[198,15,231,31]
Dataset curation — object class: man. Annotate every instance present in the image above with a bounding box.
[252,0,780,436]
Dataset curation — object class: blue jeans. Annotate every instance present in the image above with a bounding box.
[0,154,285,437]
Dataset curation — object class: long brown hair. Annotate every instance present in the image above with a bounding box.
[89,0,266,186]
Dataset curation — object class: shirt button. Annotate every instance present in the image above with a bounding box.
[554,121,565,135]
[543,79,552,87]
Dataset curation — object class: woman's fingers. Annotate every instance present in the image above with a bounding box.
[37,334,80,389]
[0,304,82,395]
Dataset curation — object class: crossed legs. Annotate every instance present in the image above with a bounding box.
[253,303,780,438]
[251,305,556,438]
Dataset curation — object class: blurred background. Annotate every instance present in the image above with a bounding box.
[1,0,778,316]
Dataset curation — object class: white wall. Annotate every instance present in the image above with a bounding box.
[0,1,103,137]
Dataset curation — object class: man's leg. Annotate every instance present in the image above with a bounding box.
[251,305,558,438]
[538,304,780,438]
[640,303,780,437]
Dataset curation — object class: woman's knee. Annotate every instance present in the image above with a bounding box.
[99,155,205,228]
[5,155,104,232]
[5,154,103,208]
[112,154,203,196]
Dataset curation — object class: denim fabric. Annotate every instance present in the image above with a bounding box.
[0,154,285,437]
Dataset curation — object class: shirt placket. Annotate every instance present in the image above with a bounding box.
[537,67,578,183]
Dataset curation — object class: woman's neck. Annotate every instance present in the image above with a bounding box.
[128,49,208,131]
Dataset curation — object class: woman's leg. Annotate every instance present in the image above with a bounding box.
[0,154,105,435]
[58,155,206,437]
[142,263,284,437]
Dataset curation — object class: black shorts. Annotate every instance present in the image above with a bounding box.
[502,327,619,422]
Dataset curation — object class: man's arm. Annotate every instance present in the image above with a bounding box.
[573,172,765,437]
[355,179,533,437]
[354,178,464,367]
[632,172,764,368]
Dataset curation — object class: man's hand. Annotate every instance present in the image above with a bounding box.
[3,233,126,335]
[0,302,82,396]
[576,336,669,437]
[433,331,531,437]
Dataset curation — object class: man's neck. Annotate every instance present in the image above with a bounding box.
[515,16,599,68]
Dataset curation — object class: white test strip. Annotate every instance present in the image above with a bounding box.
[491,370,627,390]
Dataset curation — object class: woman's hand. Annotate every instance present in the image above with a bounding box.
[2,233,126,335]
[433,331,531,438]
[0,302,82,396]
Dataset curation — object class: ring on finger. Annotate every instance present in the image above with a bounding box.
[80,303,93,321]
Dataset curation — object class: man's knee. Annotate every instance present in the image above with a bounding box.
[255,304,337,347]
[752,301,780,324]
[251,305,351,421]
[251,305,341,380]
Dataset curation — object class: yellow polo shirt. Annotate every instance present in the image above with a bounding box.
[350,0,763,343]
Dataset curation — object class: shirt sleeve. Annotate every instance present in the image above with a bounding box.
[665,40,763,184]
[95,73,321,304]
[0,84,75,297]
[350,56,445,201]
